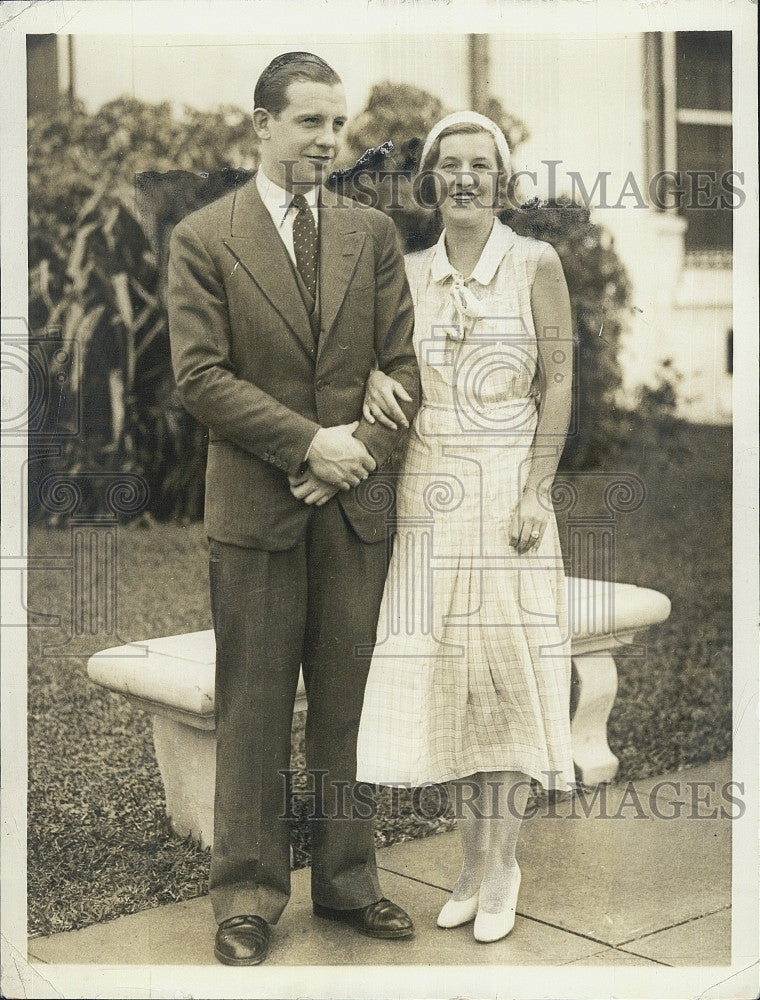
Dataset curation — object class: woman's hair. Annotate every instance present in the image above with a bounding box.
[419,123,512,208]
[254,52,341,117]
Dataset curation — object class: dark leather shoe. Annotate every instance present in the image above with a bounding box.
[214,915,271,966]
[313,897,414,939]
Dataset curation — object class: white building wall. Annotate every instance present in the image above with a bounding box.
[489,33,732,424]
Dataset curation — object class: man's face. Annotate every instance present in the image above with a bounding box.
[257,80,348,192]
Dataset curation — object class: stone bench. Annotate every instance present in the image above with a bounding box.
[87,578,671,848]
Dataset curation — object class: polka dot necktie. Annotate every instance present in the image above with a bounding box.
[291,193,318,300]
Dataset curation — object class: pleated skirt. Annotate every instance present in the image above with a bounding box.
[356,401,575,790]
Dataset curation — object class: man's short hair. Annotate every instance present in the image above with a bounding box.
[254,52,342,117]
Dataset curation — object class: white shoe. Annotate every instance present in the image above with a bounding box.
[436,891,480,929]
[473,866,521,943]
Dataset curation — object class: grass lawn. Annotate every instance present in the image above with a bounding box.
[26,421,732,936]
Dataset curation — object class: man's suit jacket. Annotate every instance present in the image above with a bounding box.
[168,177,420,550]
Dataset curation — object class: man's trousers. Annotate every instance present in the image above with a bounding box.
[208,498,391,924]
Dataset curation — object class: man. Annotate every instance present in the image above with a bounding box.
[168,52,420,966]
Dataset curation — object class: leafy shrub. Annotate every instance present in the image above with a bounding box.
[27,98,259,522]
[623,358,691,471]
[344,82,529,172]
[504,200,630,470]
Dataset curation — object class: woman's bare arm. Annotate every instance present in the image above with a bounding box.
[509,244,573,553]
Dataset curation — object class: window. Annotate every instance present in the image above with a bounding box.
[644,32,733,261]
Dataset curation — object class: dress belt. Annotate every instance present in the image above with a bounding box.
[419,398,537,413]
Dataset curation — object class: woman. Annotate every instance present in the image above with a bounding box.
[355,112,575,944]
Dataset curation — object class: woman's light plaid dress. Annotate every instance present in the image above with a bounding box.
[356,221,574,790]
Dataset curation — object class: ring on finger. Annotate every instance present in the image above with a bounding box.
[530,529,540,538]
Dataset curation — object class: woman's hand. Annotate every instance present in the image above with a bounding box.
[288,470,339,506]
[509,487,551,553]
[362,370,413,430]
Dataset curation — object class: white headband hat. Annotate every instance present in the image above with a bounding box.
[419,111,512,175]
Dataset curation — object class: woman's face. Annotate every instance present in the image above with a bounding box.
[434,131,500,229]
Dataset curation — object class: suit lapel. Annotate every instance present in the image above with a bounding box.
[318,194,365,360]
[223,179,315,358]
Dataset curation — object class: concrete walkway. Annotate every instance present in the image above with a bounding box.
[28,759,732,968]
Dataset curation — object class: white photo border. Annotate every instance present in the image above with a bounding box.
[2,2,758,998]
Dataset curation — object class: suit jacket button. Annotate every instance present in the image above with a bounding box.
[316,378,325,390]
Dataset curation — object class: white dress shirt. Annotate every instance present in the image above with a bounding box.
[255,169,319,265]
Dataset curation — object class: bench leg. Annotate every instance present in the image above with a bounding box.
[152,715,216,849]
[151,715,298,867]
[570,653,620,786]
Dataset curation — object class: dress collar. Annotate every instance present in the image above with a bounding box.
[255,169,319,228]
[430,218,515,286]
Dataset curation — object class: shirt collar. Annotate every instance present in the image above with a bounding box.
[255,169,319,228]
[430,219,515,286]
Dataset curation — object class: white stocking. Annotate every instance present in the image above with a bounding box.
[448,774,489,900]
[478,770,530,913]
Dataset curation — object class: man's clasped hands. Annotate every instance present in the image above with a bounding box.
[288,372,412,506]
